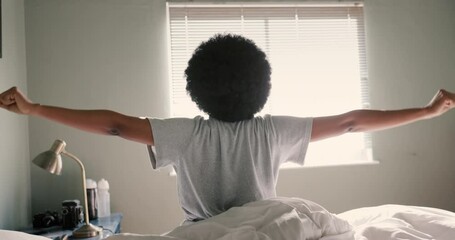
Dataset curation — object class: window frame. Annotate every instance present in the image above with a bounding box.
[166,1,374,168]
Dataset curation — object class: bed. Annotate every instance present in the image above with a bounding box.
[108,197,455,240]
[2,197,455,240]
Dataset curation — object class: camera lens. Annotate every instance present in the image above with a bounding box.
[43,215,55,227]
[62,209,69,215]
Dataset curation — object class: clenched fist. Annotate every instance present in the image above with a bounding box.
[0,87,38,115]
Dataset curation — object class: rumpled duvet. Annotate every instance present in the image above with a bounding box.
[107,198,455,240]
[108,197,354,240]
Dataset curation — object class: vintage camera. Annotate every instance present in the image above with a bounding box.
[33,211,61,228]
[61,200,83,229]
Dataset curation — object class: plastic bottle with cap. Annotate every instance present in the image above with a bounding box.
[97,178,111,217]
[85,179,98,220]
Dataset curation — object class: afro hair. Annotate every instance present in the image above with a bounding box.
[185,34,271,122]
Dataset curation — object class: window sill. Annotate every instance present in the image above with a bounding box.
[283,160,380,170]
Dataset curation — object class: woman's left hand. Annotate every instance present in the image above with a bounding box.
[425,89,455,118]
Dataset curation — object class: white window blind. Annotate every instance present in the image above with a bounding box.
[168,2,372,166]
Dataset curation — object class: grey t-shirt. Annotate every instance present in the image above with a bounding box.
[147,115,312,222]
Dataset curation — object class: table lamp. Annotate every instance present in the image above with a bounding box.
[33,139,102,238]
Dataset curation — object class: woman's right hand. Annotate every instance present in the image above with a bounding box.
[0,87,38,115]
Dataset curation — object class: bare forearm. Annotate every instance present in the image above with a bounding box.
[346,108,429,133]
[311,108,431,142]
[0,87,153,144]
[29,104,153,144]
[30,104,125,135]
[311,89,454,142]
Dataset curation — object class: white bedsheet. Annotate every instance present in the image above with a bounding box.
[0,230,51,240]
[338,204,455,240]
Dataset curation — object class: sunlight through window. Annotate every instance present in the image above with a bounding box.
[167,2,371,167]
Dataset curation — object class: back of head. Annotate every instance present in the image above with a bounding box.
[185,34,271,122]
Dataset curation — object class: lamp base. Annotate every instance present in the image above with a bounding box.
[72,223,102,238]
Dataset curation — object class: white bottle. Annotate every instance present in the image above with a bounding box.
[97,178,111,217]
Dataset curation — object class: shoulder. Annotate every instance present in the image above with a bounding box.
[147,116,208,138]
[254,114,312,126]
[148,116,205,125]
[259,115,313,136]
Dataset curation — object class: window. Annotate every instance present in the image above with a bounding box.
[167,2,372,167]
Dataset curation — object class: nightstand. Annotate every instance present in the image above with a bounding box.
[23,213,123,240]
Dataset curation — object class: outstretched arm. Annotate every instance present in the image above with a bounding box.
[311,89,455,142]
[0,87,154,145]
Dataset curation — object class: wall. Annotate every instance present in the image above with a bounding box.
[0,0,31,230]
[24,0,455,234]
[24,0,180,234]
